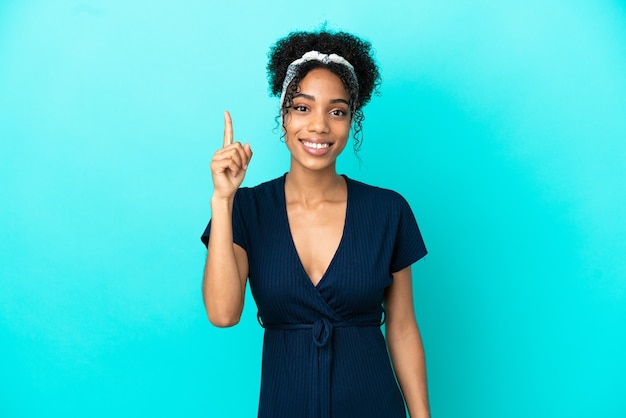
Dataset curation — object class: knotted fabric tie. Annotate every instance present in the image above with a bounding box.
[258,313,385,418]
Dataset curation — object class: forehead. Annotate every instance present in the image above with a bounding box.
[298,68,349,97]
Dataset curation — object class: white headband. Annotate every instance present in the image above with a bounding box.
[279,50,359,109]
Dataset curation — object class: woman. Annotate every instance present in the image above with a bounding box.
[201,29,430,418]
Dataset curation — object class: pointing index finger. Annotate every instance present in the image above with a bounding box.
[223,110,233,147]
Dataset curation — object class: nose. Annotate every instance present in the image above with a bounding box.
[307,109,329,134]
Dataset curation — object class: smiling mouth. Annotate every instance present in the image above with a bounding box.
[302,140,331,149]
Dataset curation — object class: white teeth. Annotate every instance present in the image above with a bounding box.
[303,141,330,149]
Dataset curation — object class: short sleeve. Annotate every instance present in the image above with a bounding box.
[200,189,249,250]
[389,196,427,273]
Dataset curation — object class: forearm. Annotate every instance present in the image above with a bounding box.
[203,196,245,327]
[387,324,430,418]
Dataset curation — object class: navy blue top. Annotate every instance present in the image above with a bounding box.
[201,174,427,418]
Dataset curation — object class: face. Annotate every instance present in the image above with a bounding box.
[283,68,351,173]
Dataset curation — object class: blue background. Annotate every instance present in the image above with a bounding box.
[1,1,625,417]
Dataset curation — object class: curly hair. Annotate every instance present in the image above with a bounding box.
[267,30,381,152]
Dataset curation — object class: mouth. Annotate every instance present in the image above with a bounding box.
[301,140,332,150]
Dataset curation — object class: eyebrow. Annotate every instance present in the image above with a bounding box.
[293,93,349,106]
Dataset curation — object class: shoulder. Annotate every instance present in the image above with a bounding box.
[345,176,410,209]
[233,175,285,213]
[235,175,284,200]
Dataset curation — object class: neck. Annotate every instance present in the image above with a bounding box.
[285,166,345,204]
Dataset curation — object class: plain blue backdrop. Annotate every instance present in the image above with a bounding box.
[1,1,625,417]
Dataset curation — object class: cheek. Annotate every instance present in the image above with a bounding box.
[338,121,352,139]
[284,115,306,137]
[283,124,300,145]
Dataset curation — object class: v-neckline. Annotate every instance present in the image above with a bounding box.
[282,174,350,289]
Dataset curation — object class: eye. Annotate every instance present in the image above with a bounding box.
[293,105,308,112]
[330,109,348,117]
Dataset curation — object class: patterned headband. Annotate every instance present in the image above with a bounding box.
[279,50,359,109]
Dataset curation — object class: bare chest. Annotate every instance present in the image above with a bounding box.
[286,200,347,286]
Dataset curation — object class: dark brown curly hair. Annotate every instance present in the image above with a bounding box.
[267,30,381,152]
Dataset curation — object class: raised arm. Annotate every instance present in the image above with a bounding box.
[203,111,253,327]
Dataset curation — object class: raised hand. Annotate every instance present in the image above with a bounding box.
[210,111,253,200]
